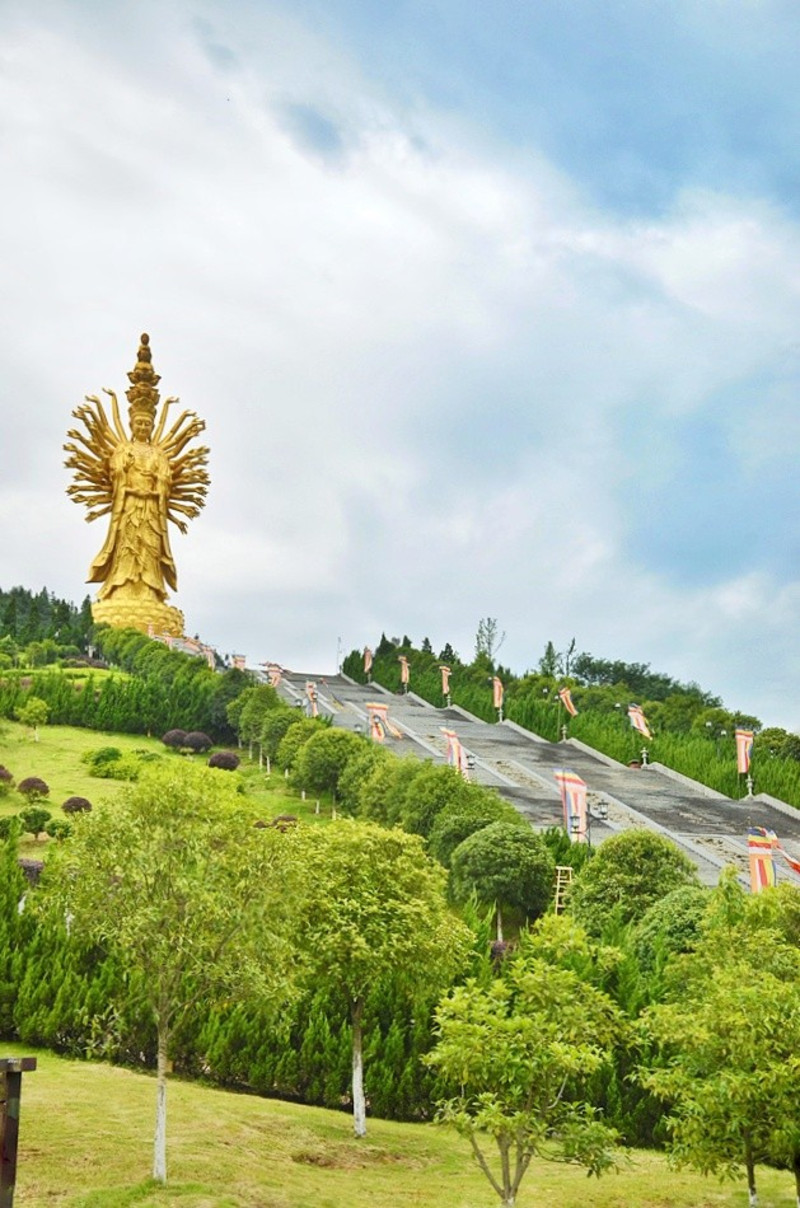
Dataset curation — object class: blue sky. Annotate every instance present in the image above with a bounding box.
[3,0,800,727]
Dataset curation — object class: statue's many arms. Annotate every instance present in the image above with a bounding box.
[64,334,210,637]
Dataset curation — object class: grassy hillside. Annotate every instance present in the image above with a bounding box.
[4,1041,794,1208]
[0,720,318,860]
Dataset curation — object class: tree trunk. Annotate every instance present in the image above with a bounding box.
[351,997,367,1138]
[793,1149,800,1208]
[499,1136,512,1206]
[744,1134,757,1208]
[153,1026,169,1183]
[496,903,503,943]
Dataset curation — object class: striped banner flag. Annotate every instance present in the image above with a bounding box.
[364,647,373,676]
[554,769,589,843]
[748,827,777,892]
[305,682,318,718]
[440,665,451,696]
[441,727,469,777]
[367,702,388,742]
[735,728,754,774]
[777,844,800,877]
[558,686,578,717]
[398,655,410,686]
[367,702,403,741]
[628,704,652,739]
[492,677,504,710]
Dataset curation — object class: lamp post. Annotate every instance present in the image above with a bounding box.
[1,1057,37,1208]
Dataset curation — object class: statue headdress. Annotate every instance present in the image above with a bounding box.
[126,332,160,423]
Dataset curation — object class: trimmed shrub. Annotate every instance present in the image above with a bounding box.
[62,796,92,815]
[0,816,17,839]
[17,857,44,885]
[162,729,188,749]
[208,750,240,771]
[81,747,122,768]
[0,766,13,783]
[17,777,50,800]
[183,731,213,753]
[82,748,140,781]
[45,819,72,842]
[18,806,53,839]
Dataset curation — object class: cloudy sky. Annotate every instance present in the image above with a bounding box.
[3,0,800,727]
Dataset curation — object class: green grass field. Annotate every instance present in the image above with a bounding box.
[0,720,323,859]
[3,1041,794,1208]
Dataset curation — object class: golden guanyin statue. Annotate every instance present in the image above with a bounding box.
[64,333,209,637]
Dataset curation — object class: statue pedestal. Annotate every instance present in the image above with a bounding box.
[92,597,184,638]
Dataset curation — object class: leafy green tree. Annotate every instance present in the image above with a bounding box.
[633,884,709,973]
[567,830,699,936]
[357,756,424,825]
[292,728,366,798]
[399,762,469,838]
[639,875,800,1205]
[538,640,560,677]
[475,617,506,663]
[14,696,50,741]
[0,824,32,1032]
[426,920,623,1208]
[336,744,388,815]
[18,806,52,840]
[44,761,297,1184]
[275,717,325,772]
[449,822,555,940]
[229,684,281,757]
[295,821,471,1137]
[427,789,524,867]
[260,706,303,762]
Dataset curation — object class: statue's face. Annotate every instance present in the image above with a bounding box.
[132,415,153,442]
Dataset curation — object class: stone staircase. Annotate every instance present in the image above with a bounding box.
[267,670,800,887]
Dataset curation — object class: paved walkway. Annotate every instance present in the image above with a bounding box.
[268,670,800,886]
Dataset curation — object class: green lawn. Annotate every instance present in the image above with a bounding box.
[0,720,165,808]
[2,1041,794,1208]
[0,720,326,858]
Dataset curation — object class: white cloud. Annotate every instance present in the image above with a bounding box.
[3,1,800,729]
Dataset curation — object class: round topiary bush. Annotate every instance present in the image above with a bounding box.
[45,819,72,842]
[162,730,188,749]
[17,777,50,800]
[183,731,213,753]
[0,766,13,783]
[17,857,44,885]
[208,750,240,771]
[19,806,52,839]
[62,796,93,815]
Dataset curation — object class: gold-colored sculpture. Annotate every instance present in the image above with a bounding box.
[64,333,209,637]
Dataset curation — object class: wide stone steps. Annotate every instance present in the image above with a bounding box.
[267,670,800,886]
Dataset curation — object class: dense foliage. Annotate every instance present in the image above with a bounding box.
[0,585,93,657]
[0,627,250,742]
[344,631,800,805]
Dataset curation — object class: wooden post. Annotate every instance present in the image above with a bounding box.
[1,1057,37,1208]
